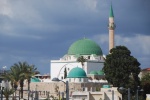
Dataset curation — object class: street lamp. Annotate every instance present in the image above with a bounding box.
[0,85,2,100]
[112,90,114,100]
[35,85,39,100]
[2,66,7,74]
[119,87,130,100]
[52,77,69,100]
[136,86,144,100]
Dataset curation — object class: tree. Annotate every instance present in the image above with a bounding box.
[2,72,15,90]
[141,72,150,98]
[103,46,141,87]
[77,56,86,69]
[3,61,38,99]
[12,62,29,98]
[64,67,67,79]
[3,66,21,99]
[22,64,37,100]
[3,88,15,100]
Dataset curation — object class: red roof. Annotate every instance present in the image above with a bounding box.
[142,68,150,71]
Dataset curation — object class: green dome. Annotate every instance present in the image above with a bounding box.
[102,85,110,88]
[68,38,103,55]
[90,71,98,75]
[67,67,87,78]
[31,77,41,82]
[97,70,104,75]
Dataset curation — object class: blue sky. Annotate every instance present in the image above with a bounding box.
[0,0,150,74]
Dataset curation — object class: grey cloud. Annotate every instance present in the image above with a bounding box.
[0,0,149,74]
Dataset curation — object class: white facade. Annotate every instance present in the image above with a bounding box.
[71,87,122,100]
[50,54,104,80]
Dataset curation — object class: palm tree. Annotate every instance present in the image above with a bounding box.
[3,88,15,100]
[25,65,37,100]
[2,73,13,88]
[11,66,22,99]
[77,56,86,69]
[24,65,37,92]
[2,62,38,99]
[2,66,21,99]
[13,62,37,98]
[11,62,29,98]
[20,64,37,100]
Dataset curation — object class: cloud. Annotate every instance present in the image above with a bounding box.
[0,0,13,17]
[80,0,98,11]
[93,33,150,56]
[0,0,44,38]
[92,33,150,68]
[0,0,149,73]
[115,34,150,56]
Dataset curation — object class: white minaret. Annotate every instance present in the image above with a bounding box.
[108,4,116,53]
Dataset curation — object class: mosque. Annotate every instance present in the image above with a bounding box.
[50,38,105,82]
[50,4,115,82]
[1,3,148,100]
[28,4,121,100]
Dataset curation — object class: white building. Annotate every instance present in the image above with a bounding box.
[71,87,122,100]
[50,3,116,81]
[50,38,105,80]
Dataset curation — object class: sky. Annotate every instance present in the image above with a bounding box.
[0,0,150,74]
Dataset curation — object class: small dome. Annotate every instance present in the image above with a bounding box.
[67,67,87,78]
[97,70,104,75]
[31,77,41,82]
[90,71,98,75]
[68,38,103,55]
[102,85,110,88]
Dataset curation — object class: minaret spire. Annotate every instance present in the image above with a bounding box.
[109,4,114,17]
[108,3,116,53]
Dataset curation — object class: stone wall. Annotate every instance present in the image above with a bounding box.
[28,82,108,99]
